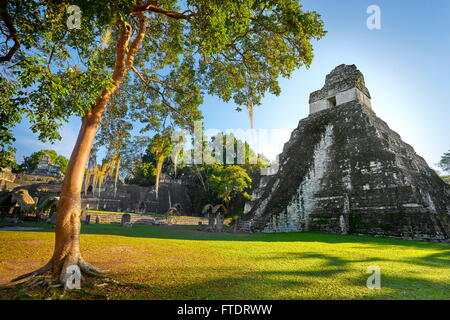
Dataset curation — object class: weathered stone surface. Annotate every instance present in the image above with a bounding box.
[121,213,131,226]
[4,170,193,216]
[309,64,372,114]
[207,213,215,231]
[0,169,16,190]
[239,65,450,241]
[81,211,212,226]
[31,153,63,178]
[216,213,224,232]
[81,177,193,215]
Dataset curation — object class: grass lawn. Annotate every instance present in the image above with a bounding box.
[0,222,449,300]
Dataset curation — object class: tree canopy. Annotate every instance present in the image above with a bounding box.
[207,164,252,205]
[438,150,450,174]
[1,0,326,169]
[149,130,173,198]
[0,0,326,285]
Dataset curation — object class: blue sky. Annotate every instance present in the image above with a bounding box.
[12,0,450,170]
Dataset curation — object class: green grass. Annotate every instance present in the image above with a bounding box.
[0,222,449,300]
[82,209,201,219]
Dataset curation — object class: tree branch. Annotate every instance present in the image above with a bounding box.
[89,21,132,120]
[0,2,20,62]
[112,21,132,86]
[90,14,147,120]
[132,2,196,20]
[131,65,174,109]
[130,64,189,121]
[126,13,147,68]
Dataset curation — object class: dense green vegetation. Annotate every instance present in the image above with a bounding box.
[438,150,450,173]
[16,149,69,174]
[122,133,267,215]
[1,223,448,300]
[0,0,327,283]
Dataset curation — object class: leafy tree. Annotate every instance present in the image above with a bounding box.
[125,158,155,186]
[119,135,151,180]
[149,131,173,198]
[54,155,69,174]
[19,149,69,174]
[123,134,184,186]
[0,77,20,169]
[3,0,325,284]
[90,88,133,168]
[438,150,450,173]
[0,151,18,171]
[440,176,450,185]
[207,164,252,205]
[178,133,266,213]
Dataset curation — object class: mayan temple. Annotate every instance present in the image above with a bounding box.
[238,64,450,241]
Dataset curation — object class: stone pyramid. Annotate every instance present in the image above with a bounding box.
[238,65,450,241]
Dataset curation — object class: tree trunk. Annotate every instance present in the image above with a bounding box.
[50,113,102,282]
[12,15,148,285]
[155,156,164,199]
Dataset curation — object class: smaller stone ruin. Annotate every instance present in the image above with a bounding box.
[31,153,63,178]
[165,203,182,224]
[121,213,132,227]
[309,64,372,114]
[0,189,36,222]
[202,204,227,232]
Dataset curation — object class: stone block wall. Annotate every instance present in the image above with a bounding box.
[81,211,211,226]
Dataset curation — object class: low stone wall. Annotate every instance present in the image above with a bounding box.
[0,171,15,183]
[0,170,16,191]
[81,210,210,226]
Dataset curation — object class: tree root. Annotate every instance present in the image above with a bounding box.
[78,258,105,278]
[98,277,156,288]
[22,275,61,289]
[7,258,157,300]
[4,272,156,300]
[10,256,106,290]
[11,263,51,283]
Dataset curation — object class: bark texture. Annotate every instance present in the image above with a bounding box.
[13,15,147,284]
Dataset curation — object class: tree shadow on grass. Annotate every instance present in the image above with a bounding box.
[4,221,449,251]
[85,271,314,300]
[4,270,445,300]
[101,250,448,300]
[260,268,349,278]
[2,222,448,286]
[402,251,450,270]
[265,252,384,267]
[253,251,449,285]
[346,273,450,300]
[255,252,380,281]
[81,265,449,300]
